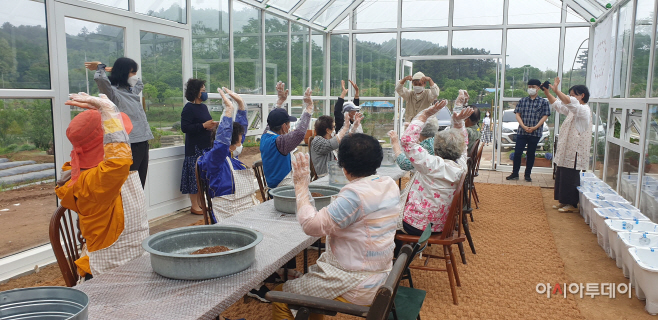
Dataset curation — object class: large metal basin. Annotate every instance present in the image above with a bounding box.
[0,286,88,319]
[142,225,262,280]
[270,185,341,214]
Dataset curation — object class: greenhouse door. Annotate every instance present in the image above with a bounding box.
[399,57,501,170]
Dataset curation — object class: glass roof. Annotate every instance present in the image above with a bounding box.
[255,0,604,31]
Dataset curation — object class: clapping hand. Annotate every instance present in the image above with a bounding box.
[549,77,560,92]
[303,87,314,113]
[217,88,234,118]
[291,153,311,189]
[341,80,348,98]
[453,106,475,124]
[353,112,364,126]
[455,89,470,107]
[276,81,289,107]
[417,99,447,123]
[221,87,245,110]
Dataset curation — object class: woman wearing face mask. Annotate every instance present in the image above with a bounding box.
[309,112,360,176]
[180,78,218,215]
[482,111,492,146]
[85,58,154,188]
[543,77,592,213]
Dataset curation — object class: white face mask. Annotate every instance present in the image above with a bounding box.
[413,86,424,94]
[232,145,243,157]
[128,75,139,87]
[331,131,336,137]
[527,88,537,96]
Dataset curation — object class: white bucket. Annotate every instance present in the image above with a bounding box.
[617,232,658,285]
[582,193,628,225]
[593,208,647,255]
[629,247,658,315]
[606,220,658,262]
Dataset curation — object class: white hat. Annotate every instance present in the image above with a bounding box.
[412,72,425,80]
[343,101,360,112]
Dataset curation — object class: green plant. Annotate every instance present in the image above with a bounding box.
[17,144,36,152]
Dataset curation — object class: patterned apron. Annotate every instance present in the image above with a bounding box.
[88,172,149,275]
[212,158,260,221]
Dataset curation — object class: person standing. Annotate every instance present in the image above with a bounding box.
[396,72,440,122]
[86,59,154,188]
[543,77,592,213]
[482,111,492,146]
[506,79,550,182]
[334,80,361,133]
[180,79,217,215]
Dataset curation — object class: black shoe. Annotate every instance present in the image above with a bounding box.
[525,176,532,182]
[247,285,271,303]
[506,174,519,180]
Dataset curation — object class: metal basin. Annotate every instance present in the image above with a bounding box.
[142,225,262,280]
[0,286,88,319]
[270,185,341,214]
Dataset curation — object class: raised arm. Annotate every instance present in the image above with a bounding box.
[263,81,289,134]
[550,77,571,105]
[400,100,448,175]
[389,130,414,171]
[86,61,116,102]
[395,76,413,100]
[349,80,359,100]
[334,82,347,132]
[275,88,313,155]
[223,87,248,143]
[425,76,440,100]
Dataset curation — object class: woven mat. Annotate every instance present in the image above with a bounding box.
[219,183,584,320]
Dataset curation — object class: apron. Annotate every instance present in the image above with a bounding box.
[88,172,149,275]
[212,157,260,221]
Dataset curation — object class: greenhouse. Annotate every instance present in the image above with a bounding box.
[1,0,658,318]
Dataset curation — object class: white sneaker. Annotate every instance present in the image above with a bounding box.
[558,205,576,213]
[552,203,566,209]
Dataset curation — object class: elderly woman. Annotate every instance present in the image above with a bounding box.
[310,112,361,176]
[543,77,592,213]
[388,116,439,171]
[180,79,218,215]
[271,134,400,320]
[394,91,474,255]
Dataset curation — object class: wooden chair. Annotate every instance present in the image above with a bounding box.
[461,139,479,257]
[470,142,485,210]
[252,160,272,201]
[266,244,426,320]
[307,136,319,181]
[395,172,468,305]
[195,161,216,225]
[49,206,85,287]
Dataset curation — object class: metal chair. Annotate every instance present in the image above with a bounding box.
[266,244,426,320]
[395,172,468,305]
[49,206,85,287]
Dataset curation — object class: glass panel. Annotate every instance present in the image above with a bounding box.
[642,105,658,222]
[355,0,397,29]
[594,103,608,179]
[629,0,653,98]
[594,0,616,6]
[562,27,590,89]
[290,99,304,119]
[401,0,449,28]
[574,0,604,17]
[499,101,518,167]
[313,99,325,118]
[330,34,348,96]
[269,0,301,12]
[400,31,448,56]
[625,109,642,145]
[609,107,622,139]
[0,99,55,259]
[291,23,308,95]
[451,30,502,55]
[359,100,396,143]
[314,0,351,27]
[265,14,288,95]
[453,0,503,26]
[311,32,325,96]
[354,33,396,97]
[82,0,128,10]
[246,103,263,133]
[65,19,124,96]
[654,15,658,97]
[136,0,186,23]
[140,31,183,149]
[508,0,562,24]
[334,16,349,31]
[294,0,328,20]
[0,0,50,89]
[566,6,588,23]
[605,142,620,190]
[233,2,262,94]
[192,0,230,91]
[612,1,632,98]
[621,149,640,204]
[505,28,560,98]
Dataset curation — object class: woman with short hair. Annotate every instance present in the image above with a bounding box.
[180,78,218,215]
[543,78,592,213]
[85,58,153,188]
[271,133,400,320]
[389,116,439,171]
[309,113,358,176]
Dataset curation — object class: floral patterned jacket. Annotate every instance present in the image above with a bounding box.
[400,115,468,232]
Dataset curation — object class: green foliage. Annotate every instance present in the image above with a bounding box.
[25,100,54,150]
[0,99,53,152]
[0,22,50,89]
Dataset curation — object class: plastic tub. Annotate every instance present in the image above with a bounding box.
[587,199,634,230]
[606,220,658,261]
[580,192,628,224]
[142,225,263,280]
[629,247,658,315]
[0,286,88,319]
[593,207,647,255]
[617,232,658,285]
